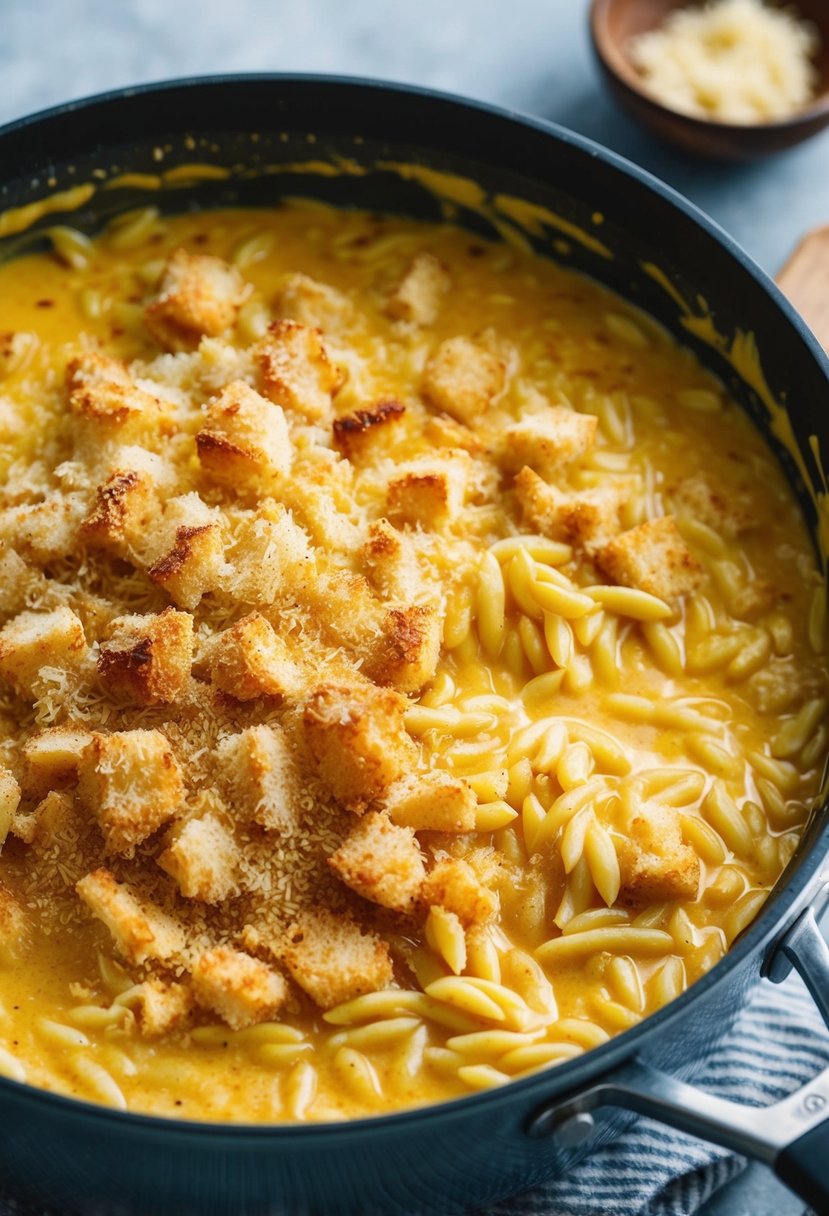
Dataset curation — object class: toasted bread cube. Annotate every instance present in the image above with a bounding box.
[76,868,185,965]
[386,252,450,325]
[422,335,506,424]
[385,771,476,833]
[514,466,629,552]
[423,413,485,455]
[149,524,223,610]
[617,804,701,905]
[217,724,303,833]
[386,454,469,528]
[364,605,441,694]
[284,470,362,553]
[303,571,383,654]
[503,408,598,479]
[205,613,300,701]
[254,320,338,423]
[98,608,193,707]
[197,380,292,488]
[304,683,417,811]
[332,399,406,463]
[0,767,20,849]
[598,515,703,602]
[158,813,239,903]
[66,351,162,432]
[14,790,77,850]
[144,250,250,350]
[0,882,27,957]
[0,493,87,563]
[360,518,424,601]
[421,858,499,928]
[670,475,752,539]
[23,726,91,798]
[0,547,31,617]
[80,469,157,560]
[226,509,311,607]
[77,730,183,854]
[0,608,87,699]
[281,907,392,1009]
[329,812,426,913]
[128,978,193,1037]
[276,273,354,331]
[192,945,287,1030]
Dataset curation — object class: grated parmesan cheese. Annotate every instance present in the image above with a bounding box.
[629,0,820,124]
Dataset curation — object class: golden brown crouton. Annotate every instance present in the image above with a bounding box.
[423,413,485,455]
[254,320,338,423]
[216,725,303,834]
[386,453,469,528]
[98,608,193,706]
[158,813,240,903]
[127,978,193,1037]
[281,907,392,1009]
[0,493,87,564]
[80,469,157,560]
[422,335,507,424]
[302,571,384,655]
[13,790,76,850]
[670,474,752,540]
[77,730,183,854]
[23,726,91,798]
[514,466,630,552]
[66,351,162,432]
[191,945,287,1030]
[328,812,426,913]
[386,253,451,325]
[282,468,362,554]
[0,547,31,618]
[0,881,27,952]
[197,380,292,489]
[304,682,417,811]
[420,858,499,928]
[359,518,424,601]
[617,804,701,905]
[0,607,87,700]
[384,771,476,833]
[225,509,311,607]
[0,767,21,848]
[144,249,250,350]
[149,524,224,611]
[502,408,598,479]
[598,515,703,602]
[332,399,406,463]
[363,605,442,694]
[276,272,354,331]
[204,613,300,702]
[76,868,185,965]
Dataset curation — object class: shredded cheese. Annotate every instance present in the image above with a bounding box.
[629,0,820,124]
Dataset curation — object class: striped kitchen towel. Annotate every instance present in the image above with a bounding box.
[486,972,828,1216]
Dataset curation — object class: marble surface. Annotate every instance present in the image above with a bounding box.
[1,1,826,1213]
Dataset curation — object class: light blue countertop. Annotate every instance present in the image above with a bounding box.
[2,0,828,274]
[1,2,826,1214]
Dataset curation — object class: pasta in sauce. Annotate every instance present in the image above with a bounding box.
[0,202,825,1123]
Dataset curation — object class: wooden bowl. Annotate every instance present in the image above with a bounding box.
[590,0,829,159]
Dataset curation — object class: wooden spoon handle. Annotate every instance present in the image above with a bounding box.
[777,225,829,352]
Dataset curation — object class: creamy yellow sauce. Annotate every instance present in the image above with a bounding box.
[0,202,825,1123]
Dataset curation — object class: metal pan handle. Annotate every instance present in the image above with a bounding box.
[526,902,829,1211]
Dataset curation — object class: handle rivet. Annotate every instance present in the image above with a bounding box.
[553,1111,596,1147]
[804,1093,826,1114]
